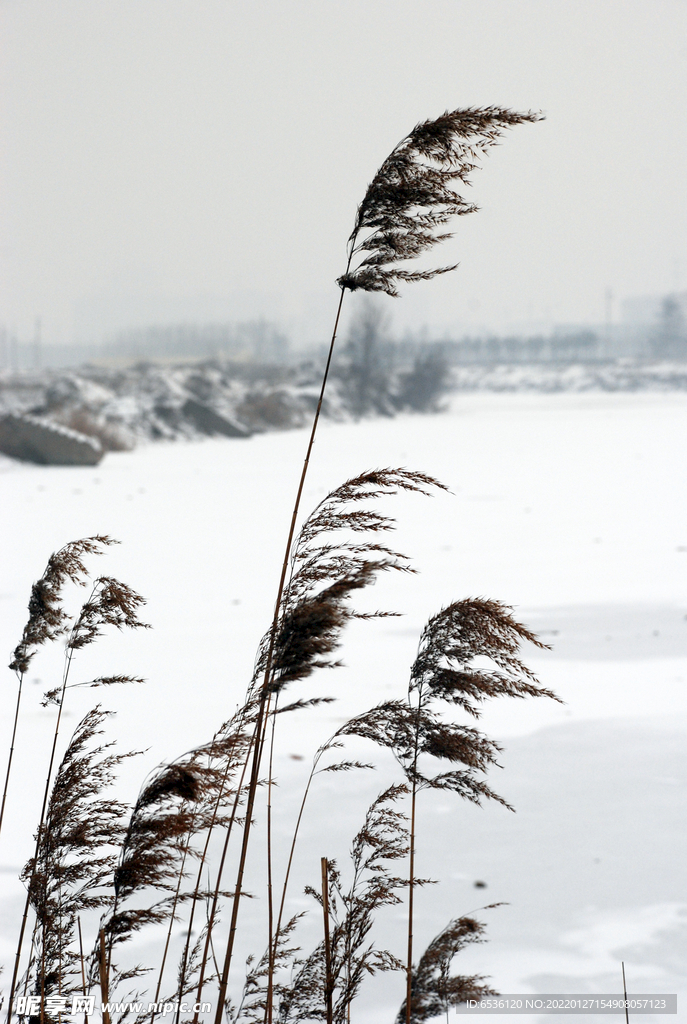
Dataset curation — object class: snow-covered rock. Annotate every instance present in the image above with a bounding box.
[0,412,103,465]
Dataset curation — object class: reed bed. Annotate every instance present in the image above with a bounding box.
[1,107,548,1024]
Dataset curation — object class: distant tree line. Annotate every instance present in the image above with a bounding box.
[3,292,687,375]
[106,319,290,364]
[441,330,601,364]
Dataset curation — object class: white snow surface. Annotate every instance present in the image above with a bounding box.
[1,391,686,1022]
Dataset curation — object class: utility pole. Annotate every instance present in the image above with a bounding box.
[33,317,42,370]
[673,257,681,294]
[604,288,613,358]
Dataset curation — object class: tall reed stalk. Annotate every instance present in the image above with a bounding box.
[212,283,350,1024]
[5,541,147,1023]
[215,105,543,1024]
[340,599,560,1022]
[321,858,334,1024]
[2,538,113,842]
[0,674,26,840]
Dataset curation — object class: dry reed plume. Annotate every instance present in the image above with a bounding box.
[338,107,541,297]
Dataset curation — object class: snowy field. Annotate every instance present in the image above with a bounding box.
[1,391,686,1022]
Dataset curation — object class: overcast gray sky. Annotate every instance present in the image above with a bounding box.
[1,0,686,346]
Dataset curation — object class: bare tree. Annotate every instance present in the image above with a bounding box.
[652,294,687,359]
[338,298,395,417]
[395,346,450,413]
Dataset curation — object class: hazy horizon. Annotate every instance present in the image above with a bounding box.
[1,0,686,347]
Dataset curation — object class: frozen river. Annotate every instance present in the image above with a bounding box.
[1,392,685,1021]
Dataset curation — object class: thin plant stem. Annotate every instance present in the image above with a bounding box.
[77,917,89,1024]
[321,858,333,1024]
[213,693,273,1022]
[262,746,330,1024]
[406,684,423,1024]
[158,737,242,1020]
[405,781,417,1024]
[190,736,253,1022]
[272,749,322,952]
[6,635,80,1024]
[621,962,630,1024]
[39,937,45,1024]
[204,879,222,989]
[214,281,349,1024]
[22,926,37,999]
[152,827,194,1024]
[0,672,26,840]
[265,695,279,1024]
[9,572,140,1019]
[343,838,366,1024]
[271,731,346,985]
[57,869,64,995]
[156,714,247,1021]
[98,929,111,1024]
[267,739,352,1022]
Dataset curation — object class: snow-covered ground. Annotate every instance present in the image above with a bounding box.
[1,391,685,1022]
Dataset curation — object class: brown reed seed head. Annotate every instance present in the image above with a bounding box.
[41,674,146,708]
[409,598,561,717]
[68,576,150,651]
[340,700,511,808]
[22,706,134,998]
[338,107,543,296]
[255,469,446,698]
[396,916,497,1023]
[340,599,560,809]
[112,763,202,908]
[10,536,117,675]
